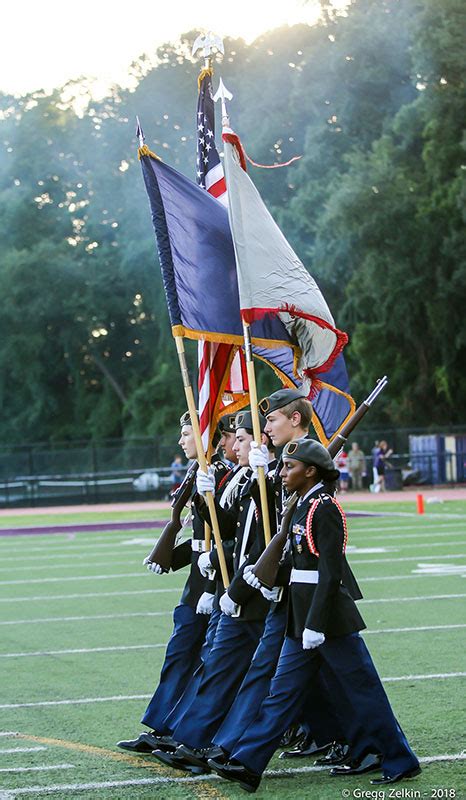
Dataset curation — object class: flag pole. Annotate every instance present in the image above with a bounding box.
[192,32,226,556]
[242,322,272,545]
[174,335,230,588]
[213,80,272,546]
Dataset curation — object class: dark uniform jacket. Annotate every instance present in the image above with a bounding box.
[201,466,278,622]
[287,485,366,638]
[170,455,230,609]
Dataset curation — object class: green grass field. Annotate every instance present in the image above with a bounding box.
[0,500,465,799]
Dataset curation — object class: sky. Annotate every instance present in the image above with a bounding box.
[1,0,346,97]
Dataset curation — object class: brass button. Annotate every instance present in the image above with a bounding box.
[239,505,243,512]
[237,521,241,527]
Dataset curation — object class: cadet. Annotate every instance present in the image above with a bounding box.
[152,410,276,771]
[117,411,230,756]
[209,439,421,792]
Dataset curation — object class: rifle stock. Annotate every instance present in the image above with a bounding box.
[253,376,388,588]
[145,461,199,571]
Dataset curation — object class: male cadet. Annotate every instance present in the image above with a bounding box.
[151,410,276,772]
[117,411,230,756]
[209,439,421,792]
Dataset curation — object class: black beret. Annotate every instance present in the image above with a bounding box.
[219,414,237,434]
[235,410,267,434]
[283,438,340,481]
[259,388,309,416]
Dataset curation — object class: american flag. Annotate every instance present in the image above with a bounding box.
[196,69,248,453]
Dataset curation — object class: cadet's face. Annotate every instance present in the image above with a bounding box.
[232,429,254,466]
[264,410,295,447]
[220,431,237,463]
[178,425,196,460]
[280,458,314,494]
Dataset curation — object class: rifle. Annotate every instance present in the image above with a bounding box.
[253,376,388,588]
[144,460,199,571]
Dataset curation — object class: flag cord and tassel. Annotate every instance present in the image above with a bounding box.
[174,336,230,588]
[242,321,272,546]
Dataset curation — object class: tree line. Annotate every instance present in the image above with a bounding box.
[0,0,464,445]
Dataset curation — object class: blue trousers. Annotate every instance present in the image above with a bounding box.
[172,613,264,749]
[213,606,287,754]
[141,603,208,734]
[163,608,221,733]
[232,633,420,777]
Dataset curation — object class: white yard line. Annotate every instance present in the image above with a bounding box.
[1,566,463,590]
[0,611,171,626]
[0,753,463,797]
[1,673,465,710]
[0,747,47,754]
[1,551,464,576]
[351,553,466,565]
[0,559,142,573]
[0,644,166,659]
[364,623,466,634]
[2,624,464,659]
[360,592,466,604]
[0,763,74,774]
[0,588,182,604]
[360,573,465,582]
[0,573,148,586]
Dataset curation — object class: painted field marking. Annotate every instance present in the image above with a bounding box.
[0,763,75,773]
[0,644,166,659]
[0,611,172,627]
[0,572,150,586]
[0,588,183,604]
[350,553,466,565]
[0,559,145,573]
[2,624,464,660]
[360,572,466,582]
[2,565,464,590]
[0,747,47,754]
[360,592,466,604]
[0,753,463,797]
[364,623,466,635]
[413,564,466,577]
[2,673,465,709]
[2,551,464,578]
[0,733,19,738]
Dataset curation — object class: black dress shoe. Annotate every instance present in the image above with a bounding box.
[279,723,304,749]
[116,731,160,753]
[207,758,261,793]
[371,766,422,785]
[151,748,209,774]
[331,753,382,776]
[153,735,179,754]
[280,737,332,759]
[315,742,350,766]
[174,744,211,770]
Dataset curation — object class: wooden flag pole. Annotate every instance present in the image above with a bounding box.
[174,336,230,588]
[242,321,272,546]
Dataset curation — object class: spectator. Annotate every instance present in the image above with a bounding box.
[347,442,366,490]
[169,454,185,496]
[372,441,393,493]
[335,449,349,493]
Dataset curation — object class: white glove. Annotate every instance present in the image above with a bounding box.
[260,586,281,602]
[302,628,325,650]
[248,442,269,479]
[243,564,262,590]
[197,550,214,578]
[143,557,164,574]
[196,592,215,615]
[196,467,215,497]
[220,591,239,617]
